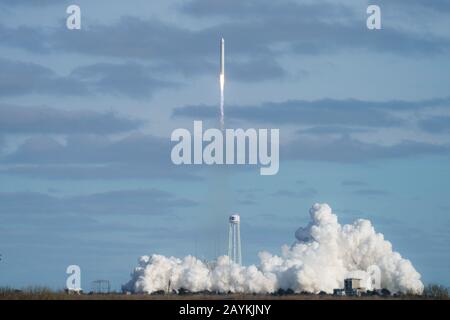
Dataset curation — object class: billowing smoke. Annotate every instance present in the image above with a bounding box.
[123,203,423,294]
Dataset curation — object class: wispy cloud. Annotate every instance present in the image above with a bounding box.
[173,97,450,126]
[0,104,143,134]
[0,58,174,99]
[283,135,450,163]
[271,188,318,198]
[353,188,390,197]
[0,58,87,97]
[419,116,450,134]
[0,0,64,7]
[71,62,176,99]
[173,99,407,127]
[0,189,197,216]
[0,133,201,180]
[341,180,367,187]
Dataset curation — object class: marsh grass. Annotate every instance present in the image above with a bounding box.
[1,285,448,300]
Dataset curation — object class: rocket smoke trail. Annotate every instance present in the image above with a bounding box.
[123,203,424,294]
[219,37,225,130]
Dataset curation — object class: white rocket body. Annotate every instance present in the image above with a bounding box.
[219,37,225,129]
[220,38,225,76]
[219,38,225,92]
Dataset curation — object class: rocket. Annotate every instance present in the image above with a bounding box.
[220,37,225,76]
[219,37,225,129]
[219,37,225,92]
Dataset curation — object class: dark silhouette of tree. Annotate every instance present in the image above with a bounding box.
[423,284,449,299]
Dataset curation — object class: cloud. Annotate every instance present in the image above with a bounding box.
[0,58,173,99]
[0,58,87,97]
[376,0,450,13]
[0,189,197,217]
[0,17,290,83]
[353,189,390,197]
[0,104,143,134]
[71,62,176,99]
[51,17,214,67]
[0,24,50,53]
[341,180,367,187]
[228,57,287,81]
[419,116,450,134]
[173,99,405,127]
[297,126,371,135]
[1,163,200,181]
[238,199,257,206]
[180,0,450,57]
[71,189,197,215]
[1,134,165,164]
[123,203,424,294]
[0,191,58,215]
[2,2,448,86]
[283,135,450,163]
[173,97,450,129]
[271,188,318,198]
[51,17,286,82]
[0,133,200,180]
[172,97,450,162]
[181,0,353,20]
[0,0,63,7]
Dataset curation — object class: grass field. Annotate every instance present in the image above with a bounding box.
[1,287,448,300]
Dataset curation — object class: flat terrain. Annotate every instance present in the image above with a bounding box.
[0,292,441,300]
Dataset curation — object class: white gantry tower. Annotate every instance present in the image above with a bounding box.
[228,214,242,265]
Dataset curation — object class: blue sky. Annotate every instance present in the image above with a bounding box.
[0,0,449,290]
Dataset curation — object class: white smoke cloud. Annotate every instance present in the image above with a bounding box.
[123,203,423,294]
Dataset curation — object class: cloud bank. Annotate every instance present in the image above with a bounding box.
[123,203,423,294]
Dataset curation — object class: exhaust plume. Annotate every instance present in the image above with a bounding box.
[123,203,423,294]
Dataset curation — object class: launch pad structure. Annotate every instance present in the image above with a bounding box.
[228,214,242,265]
